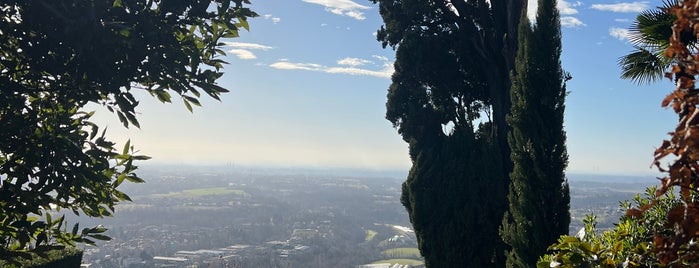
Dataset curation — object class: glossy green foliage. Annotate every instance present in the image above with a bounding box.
[539,187,679,268]
[0,0,255,263]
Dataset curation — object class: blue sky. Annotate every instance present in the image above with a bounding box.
[93,0,675,176]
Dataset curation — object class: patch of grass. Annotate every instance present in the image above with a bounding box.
[381,247,421,259]
[365,230,378,242]
[372,258,424,266]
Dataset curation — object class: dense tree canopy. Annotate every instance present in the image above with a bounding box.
[371,0,549,266]
[0,0,255,262]
[373,0,572,266]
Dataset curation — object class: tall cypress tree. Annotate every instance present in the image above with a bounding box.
[501,0,570,266]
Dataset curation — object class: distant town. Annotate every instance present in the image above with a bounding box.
[69,165,655,268]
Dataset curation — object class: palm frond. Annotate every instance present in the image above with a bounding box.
[618,47,671,85]
[627,0,677,49]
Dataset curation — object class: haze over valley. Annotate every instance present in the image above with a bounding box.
[70,165,657,268]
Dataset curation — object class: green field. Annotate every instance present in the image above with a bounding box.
[151,187,248,198]
[380,247,421,259]
[372,258,424,266]
[365,230,378,242]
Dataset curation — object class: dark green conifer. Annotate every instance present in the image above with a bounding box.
[501,0,570,266]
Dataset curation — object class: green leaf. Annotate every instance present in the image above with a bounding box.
[88,234,112,241]
[122,140,130,155]
[154,90,172,103]
[112,0,123,7]
[115,173,126,187]
[71,223,79,236]
[238,18,250,31]
[133,155,152,160]
[125,175,145,183]
[183,99,193,112]
[183,95,201,106]
[116,112,128,128]
[224,31,240,38]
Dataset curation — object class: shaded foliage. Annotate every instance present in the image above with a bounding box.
[501,0,570,266]
[0,247,83,268]
[370,0,571,266]
[400,125,507,267]
[0,0,255,263]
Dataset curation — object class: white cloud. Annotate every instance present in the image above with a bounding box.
[372,55,389,61]
[615,18,631,22]
[224,42,273,60]
[302,0,371,20]
[262,14,281,24]
[591,2,648,12]
[529,0,583,25]
[270,61,323,71]
[345,11,364,20]
[561,16,586,27]
[269,57,393,79]
[228,49,257,60]
[338,57,372,67]
[224,42,273,50]
[609,27,631,41]
[325,66,393,78]
[559,0,581,15]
